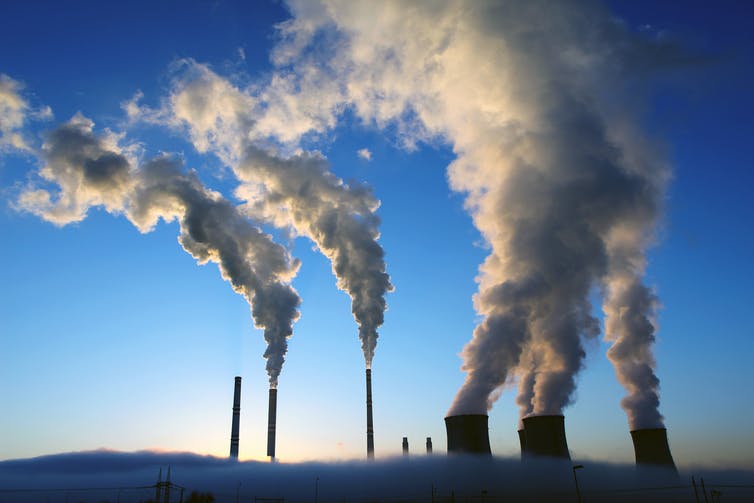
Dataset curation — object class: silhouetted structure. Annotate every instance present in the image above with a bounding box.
[517,429,527,459]
[267,388,277,460]
[522,415,570,459]
[631,428,677,472]
[230,376,241,460]
[444,414,491,455]
[366,368,375,459]
[402,437,409,456]
[426,437,433,454]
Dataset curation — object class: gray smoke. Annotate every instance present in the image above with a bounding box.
[260,0,677,423]
[18,115,300,386]
[138,62,392,367]
[236,146,392,367]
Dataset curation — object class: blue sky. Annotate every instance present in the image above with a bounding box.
[1,0,753,469]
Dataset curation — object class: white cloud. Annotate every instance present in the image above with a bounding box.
[0,74,32,151]
[357,148,372,161]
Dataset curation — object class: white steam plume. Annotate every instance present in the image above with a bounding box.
[18,115,300,386]
[134,61,392,367]
[263,0,678,422]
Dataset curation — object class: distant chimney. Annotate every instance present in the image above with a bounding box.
[366,369,375,459]
[444,414,492,455]
[229,376,241,459]
[402,437,409,456]
[631,428,677,472]
[521,415,570,459]
[517,429,527,459]
[267,387,277,460]
[426,437,433,455]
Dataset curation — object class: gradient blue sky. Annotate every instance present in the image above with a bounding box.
[1,0,753,468]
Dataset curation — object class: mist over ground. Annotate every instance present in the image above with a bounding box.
[1,451,752,503]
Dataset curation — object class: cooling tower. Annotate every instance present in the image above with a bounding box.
[444,414,492,455]
[229,376,241,459]
[267,387,277,460]
[517,429,527,459]
[366,368,375,459]
[426,437,433,455]
[631,428,677,471]
[522,415,570,459]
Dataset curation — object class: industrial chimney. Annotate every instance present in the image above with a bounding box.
[517,429,527,460]
[426,437,433,455]
[444,414,492,455]
[267,387,277,460]
[521,415,570,459]
[366,368,375,459]
[402,437,409,456]
[229,376,241,460]
[630,428,677,472]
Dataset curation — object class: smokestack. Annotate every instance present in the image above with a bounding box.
[631,428,677,472]
[267,387,277,460]
[521,415,570,459]
[444,414,491,455]
[426,437,433,455]
[517,429,527,459]
[229,376,241,459]
[402,437,409,456]
[366,368,374,459]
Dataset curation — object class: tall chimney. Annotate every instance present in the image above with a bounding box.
[366,368,375,459]
[517,429,527,460]
[402,437,409,456]
[521,415,570,459]
[229,376,241,460]
[444,414,492,455]
[426,437,433,455]
[267,387,277,460]
[630,428,677,472]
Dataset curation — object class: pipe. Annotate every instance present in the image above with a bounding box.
[444,414,491,455]
[366,368,375,459]
[267,387,277,460]
[229,376,241,459]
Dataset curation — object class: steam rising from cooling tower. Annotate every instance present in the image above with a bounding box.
[230,376,241,460]
[250,0,681,427]
[18,116,301,388]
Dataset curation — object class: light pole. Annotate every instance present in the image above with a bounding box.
[572,464,584,503]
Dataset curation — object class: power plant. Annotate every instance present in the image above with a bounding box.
[229,376,241,460]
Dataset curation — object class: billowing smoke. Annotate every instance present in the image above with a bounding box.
[257,1,676,422]
[132,61,392,367]
[18,115,300,386]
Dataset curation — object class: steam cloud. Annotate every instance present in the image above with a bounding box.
[132,61,392,367]
[257,0,677,425]
[18,115,300,386]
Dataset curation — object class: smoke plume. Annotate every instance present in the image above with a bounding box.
[18,115,300,386]
[134,61,392,367]
[260,0,676,422]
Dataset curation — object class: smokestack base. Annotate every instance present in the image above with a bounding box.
[522,415,570,459]
[444,414,492,455]
[630,428,677,472]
